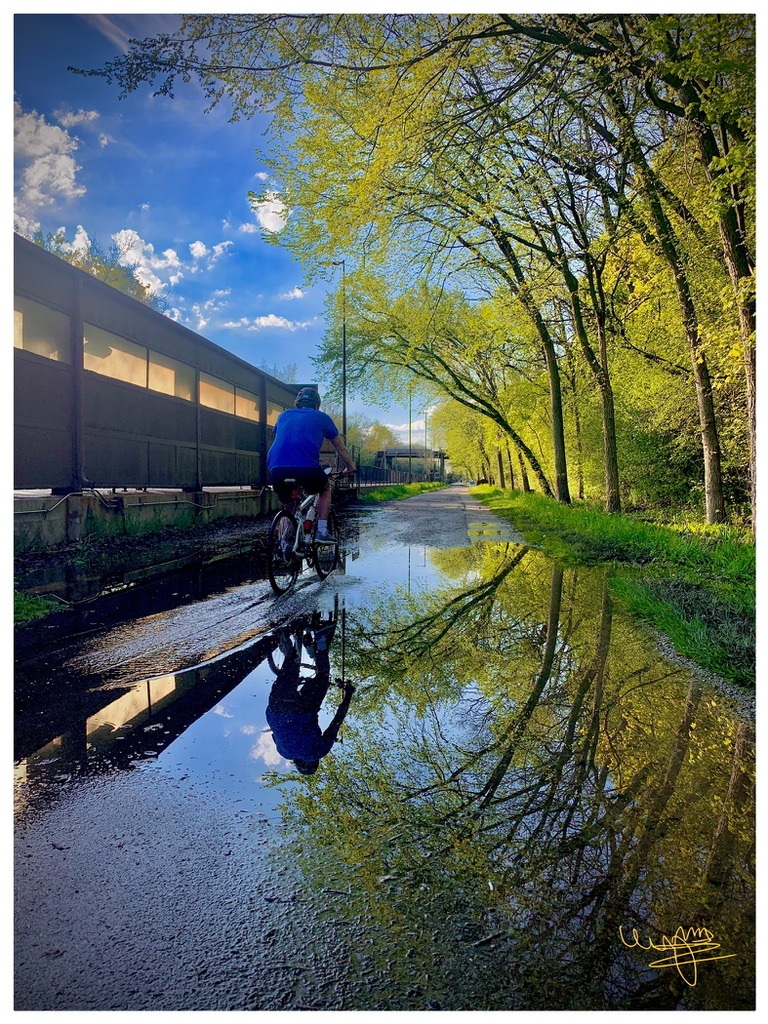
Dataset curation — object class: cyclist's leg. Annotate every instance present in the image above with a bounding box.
[268,469,302,554]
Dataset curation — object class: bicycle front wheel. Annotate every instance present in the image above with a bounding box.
[267,509,300,594]
[312,510,339,580]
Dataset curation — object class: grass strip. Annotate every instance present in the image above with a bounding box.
[14,591,63,623]
[471,486,755,689]
[359,482,448,503]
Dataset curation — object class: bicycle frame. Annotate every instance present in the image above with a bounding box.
[282,467,333,557]
[266,467,340,593]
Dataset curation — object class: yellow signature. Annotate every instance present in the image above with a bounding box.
[619,925,736,986]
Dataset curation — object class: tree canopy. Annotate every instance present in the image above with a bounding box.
[76,12,755,524]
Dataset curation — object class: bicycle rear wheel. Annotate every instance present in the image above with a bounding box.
[267,510,300,594]
[312,510,339,580]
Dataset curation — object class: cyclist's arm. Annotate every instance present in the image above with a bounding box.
[318,685,354,752]
[330,435,356,473]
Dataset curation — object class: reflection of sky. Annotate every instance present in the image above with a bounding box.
[15,540,480,817]
[156,660,293,797]
[150,543,452,801]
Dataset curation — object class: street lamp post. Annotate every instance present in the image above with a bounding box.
[332,259,347,439]
[408,387,412,484]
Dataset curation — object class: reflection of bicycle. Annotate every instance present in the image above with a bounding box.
[267,467,341,594]
[266,598,345,678]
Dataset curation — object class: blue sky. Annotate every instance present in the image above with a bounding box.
[12,10,420,439]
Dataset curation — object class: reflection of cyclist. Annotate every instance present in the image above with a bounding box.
[267,387,355,543]
[266,615,354,775]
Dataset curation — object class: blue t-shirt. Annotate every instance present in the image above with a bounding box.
[267,408,339,469]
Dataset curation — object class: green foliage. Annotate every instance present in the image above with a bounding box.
[78,12,755,523]
[14,591,63,623]
[360,482,447,503]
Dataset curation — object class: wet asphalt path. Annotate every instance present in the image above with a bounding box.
[14,485,523,1012]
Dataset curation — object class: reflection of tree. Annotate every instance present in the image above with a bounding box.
[358,542,528,665]
[279,547,754,1010]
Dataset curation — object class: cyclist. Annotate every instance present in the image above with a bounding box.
[267,386,355,543]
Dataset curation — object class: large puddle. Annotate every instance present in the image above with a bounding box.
[14,530,755,1011]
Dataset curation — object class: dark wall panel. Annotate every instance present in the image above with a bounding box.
[148,442,197,488]
[14,353,72,430]
[14,426,72,489]
[15,234,307,492]
[84,432,149,488]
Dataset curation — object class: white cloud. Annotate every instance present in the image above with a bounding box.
[191,294,230,331]
[254,171,270,181]
[249,314,313,331]
[238,222,259,234]
[211,241,232,261]
[55,108,99,128]
[279,287,305,300]
[189,238,233,269]
[110,228,184,293]
[14,101,85,232]
[251,190,288,233]
[386,419,426,442]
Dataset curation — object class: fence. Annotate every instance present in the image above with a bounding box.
[14,234,304,494]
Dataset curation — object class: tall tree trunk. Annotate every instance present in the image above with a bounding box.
[496,449,506,489]
[564,265,622,513]
[505,443,516,490]
[606,84,727,523]
[564,349,585,500]
[489,220,571,503]
[518,453,531,492]
[665,63,756,530]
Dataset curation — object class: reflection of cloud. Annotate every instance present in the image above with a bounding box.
[250,729,283,767]
[213,705,234,719]
[279,287,304,300]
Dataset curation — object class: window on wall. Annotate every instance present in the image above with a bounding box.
[83,323,147,387]
[235,387,260,422]
[14,296,71,362]
[266,401,285,427]
[199,372,235,414]
[148,351,195,401]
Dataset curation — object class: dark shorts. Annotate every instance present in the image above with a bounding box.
[268,465,330,504]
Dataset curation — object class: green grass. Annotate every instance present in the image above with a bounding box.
[14,591,64,624]
[471,486,755,688]
[359,482,448,503]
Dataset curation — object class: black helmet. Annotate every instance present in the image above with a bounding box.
[295,387,321,409]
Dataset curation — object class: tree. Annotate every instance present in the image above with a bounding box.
[491,13,754,521]
[322,278,555,496]
[31,228,166,310]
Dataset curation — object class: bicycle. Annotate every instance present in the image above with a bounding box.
[266,467,343,594]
